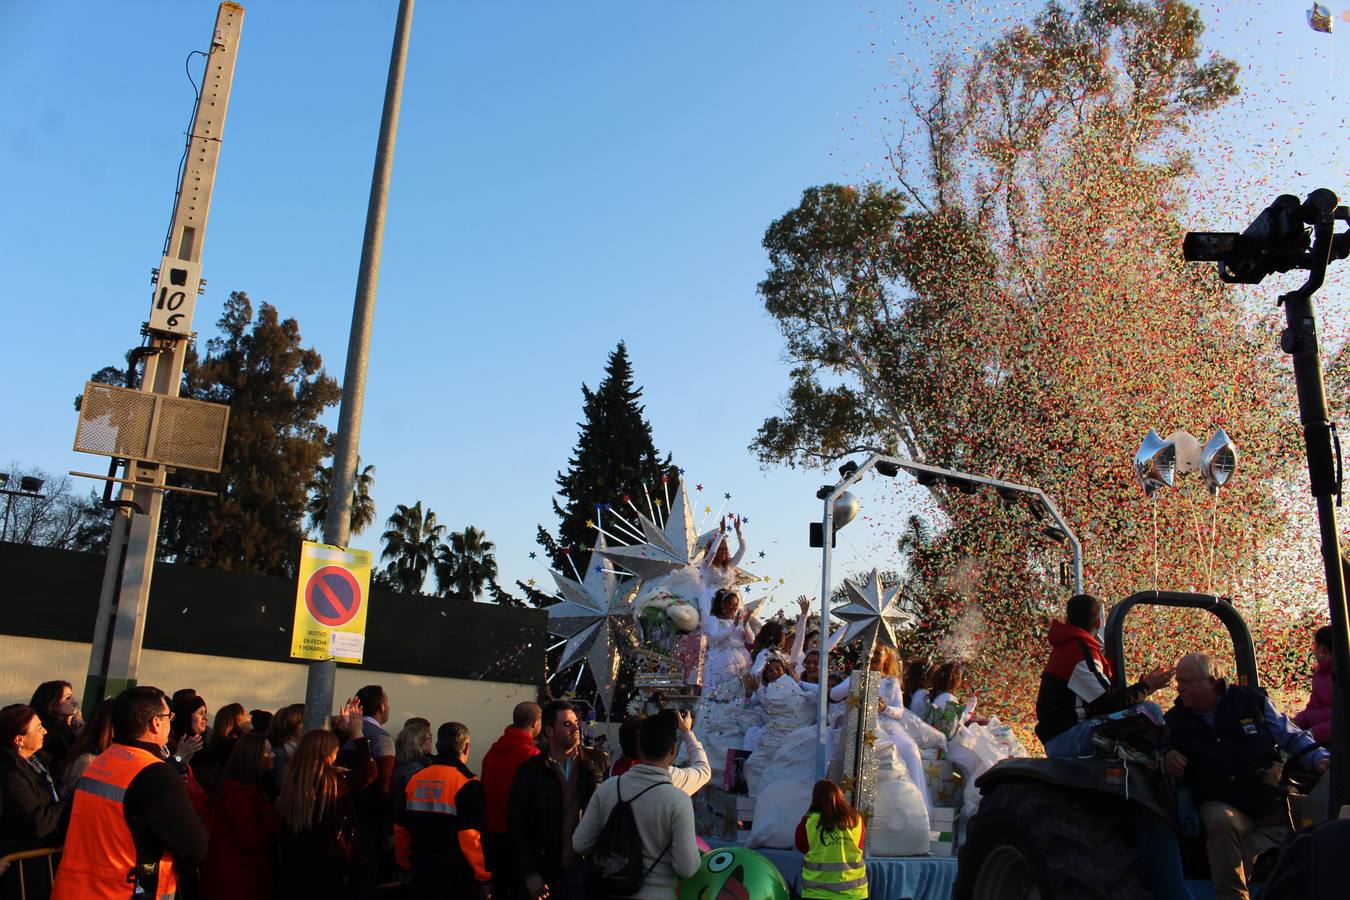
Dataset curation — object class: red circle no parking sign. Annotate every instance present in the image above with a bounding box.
[304,565,362,627]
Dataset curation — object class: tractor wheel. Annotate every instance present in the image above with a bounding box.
[954,781,1150,900]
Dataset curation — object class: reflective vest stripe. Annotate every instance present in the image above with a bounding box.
[406,799,458,815]
[75,777,128,803]
[803,861,858,872]
[802,874,869,891]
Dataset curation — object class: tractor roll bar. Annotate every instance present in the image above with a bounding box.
[1103,591,1259,690]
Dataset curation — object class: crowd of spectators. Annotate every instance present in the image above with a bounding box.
[0,600,1337,900]
[0,680,722,900]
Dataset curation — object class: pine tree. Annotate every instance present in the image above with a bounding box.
[539,342,674,577]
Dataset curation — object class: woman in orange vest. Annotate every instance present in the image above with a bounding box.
[795,780,869,900]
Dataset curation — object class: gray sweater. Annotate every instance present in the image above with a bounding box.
[572,763,701,900]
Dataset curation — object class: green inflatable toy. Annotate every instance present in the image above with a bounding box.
[678,846,790,900]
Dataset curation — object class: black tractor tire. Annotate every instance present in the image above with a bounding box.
[954,781,1151,900]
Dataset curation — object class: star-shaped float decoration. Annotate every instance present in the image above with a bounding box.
[600,479,699,579]
[546,533,639,714]
[835,569,916,654]
[601,477,758,623]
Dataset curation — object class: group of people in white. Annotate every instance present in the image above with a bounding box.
[678,519,1020,855]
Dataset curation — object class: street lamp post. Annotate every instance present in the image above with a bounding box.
[0,474,48,543]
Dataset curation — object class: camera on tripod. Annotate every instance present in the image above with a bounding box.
[1183,189,1350,285]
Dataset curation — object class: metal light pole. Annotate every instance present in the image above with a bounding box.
[812,453,1083,778]
[303,0,415,733]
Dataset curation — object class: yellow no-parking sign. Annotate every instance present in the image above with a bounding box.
[290,540,372,664]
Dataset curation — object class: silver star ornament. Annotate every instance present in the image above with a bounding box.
[835,569,915,653]
[546,533,639,714]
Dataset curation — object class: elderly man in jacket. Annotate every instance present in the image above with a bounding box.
[1164,652,1329,900]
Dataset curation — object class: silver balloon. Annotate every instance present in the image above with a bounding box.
[832,491,860,529]
[1166,430,1202,475]
[1200,429,1238,492]
[1134,429,1177,497]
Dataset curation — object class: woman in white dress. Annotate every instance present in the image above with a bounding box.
[699,588,754,691]
[699,516,747,607]
[870,646,943,812]
[748,596,810,681]
[743,654,819,795]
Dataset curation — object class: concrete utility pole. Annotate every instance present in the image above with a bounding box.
[303,0,415,732]
[83,3,244,711]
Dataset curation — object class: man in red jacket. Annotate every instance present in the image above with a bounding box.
[1034,593,1172,757]
[479,701,540,899]
[1294,625,1333,742]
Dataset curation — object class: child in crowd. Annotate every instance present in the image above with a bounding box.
[749,596,811,681]
[1294,625,1333,742]
[796,780,868,900]
[610,716,642,777]
[922,661,985,737]
[903,659,930,715]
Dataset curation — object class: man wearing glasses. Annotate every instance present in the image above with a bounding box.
[508,701,607,900]
[53,686,208,900]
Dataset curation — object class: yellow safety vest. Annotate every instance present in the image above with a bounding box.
[801,811,868,899]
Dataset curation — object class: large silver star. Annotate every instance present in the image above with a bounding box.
[546,533,639,714]
[601,478,756,589]
[835,569,915,653]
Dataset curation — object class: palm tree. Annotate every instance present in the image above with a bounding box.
[380,501,444,594]
[306,456,377,537]
[434,525,499,600]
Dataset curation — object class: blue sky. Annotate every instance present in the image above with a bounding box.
[2,1,1346,614]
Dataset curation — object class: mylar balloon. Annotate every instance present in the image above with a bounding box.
[1200,429,1238,492]
[678,846,790,900]
[1133,429,1177,497]
[1166,430,1202,475]
[832,491,861,530]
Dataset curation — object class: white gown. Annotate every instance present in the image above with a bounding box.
[700,615,753,688]
[876,675,942,812]
[743,676,819,795]
[698,531,746,609]
[696,531,755,691]
[739,674,842,793]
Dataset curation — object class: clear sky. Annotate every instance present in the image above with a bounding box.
[2,1,1346,615]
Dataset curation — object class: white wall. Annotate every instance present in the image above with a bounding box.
[0,636,538,772]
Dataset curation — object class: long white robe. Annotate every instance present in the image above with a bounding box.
[876,675,942,812]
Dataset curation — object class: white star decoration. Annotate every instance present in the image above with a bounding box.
[835,569,915,654]
[545,533,639,714]
[601,478,756,590]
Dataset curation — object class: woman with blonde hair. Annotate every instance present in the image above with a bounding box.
[868,645,944,811]
[389,717,433,818]
[277,700,376,896]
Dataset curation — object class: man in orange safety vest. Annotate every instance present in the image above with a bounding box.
[395,721,492,899]
[52,686,208,900]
